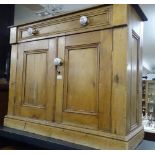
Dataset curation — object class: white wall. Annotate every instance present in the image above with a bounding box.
[140,5,155,73]
[146,74,155,80]
[14,5,42,25]
[143,66,151,76]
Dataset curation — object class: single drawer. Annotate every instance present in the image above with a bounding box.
[17,5,112,41]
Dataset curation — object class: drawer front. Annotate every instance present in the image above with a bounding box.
[17,6,112,41]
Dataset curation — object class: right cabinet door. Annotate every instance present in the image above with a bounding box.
[55,30,112,131]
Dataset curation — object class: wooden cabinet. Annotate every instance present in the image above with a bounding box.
[4,5,147,149]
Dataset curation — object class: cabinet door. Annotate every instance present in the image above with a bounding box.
[15,39,56,121]
[55,30,112,131]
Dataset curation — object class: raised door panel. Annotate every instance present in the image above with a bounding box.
[23,50,47,107]
[65,46,98,114]
[56,30,112,131]
[130,30,140,130]
[63,44,99,129]
[15,39,56,121]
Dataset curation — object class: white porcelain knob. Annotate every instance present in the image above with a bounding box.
[54,58,63,66]
[27,27,38,35]
[80,16,89,26]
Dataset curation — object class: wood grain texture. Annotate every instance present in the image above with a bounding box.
[128,129,144,149]
[22,50,47,107]
[112,4,128,26]
[46,39,57,121]
[7,45,18,115]
[130,31,139,130]
[98,29,112,131]
[4,116,144,150]
[112,27,128,136]
[55,37,65,123]
[127,5,143,133]
[18,6,112,42]
[55,30,112,130]
[62,112,98,129]
[64,47,98,114]
[4,115,143,141]
[14,39,56,121]
[63,32,100,129]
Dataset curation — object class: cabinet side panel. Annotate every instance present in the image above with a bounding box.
[130,32,140,130]
[127,5,143,133]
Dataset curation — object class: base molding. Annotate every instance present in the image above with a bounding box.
[4,115,144,150]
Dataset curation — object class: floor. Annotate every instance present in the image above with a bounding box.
[137,140,155,150]
[0,137,42,150]
[0,140,155,150]
[0,127,155,150]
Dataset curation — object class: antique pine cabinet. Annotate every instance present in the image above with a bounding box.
[4,5,147,149]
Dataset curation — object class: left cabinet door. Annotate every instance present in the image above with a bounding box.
[14,39,57,121]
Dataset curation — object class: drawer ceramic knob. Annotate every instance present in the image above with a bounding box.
[54,58,63,66]
[27,27,38,35]
[80,16,89,26]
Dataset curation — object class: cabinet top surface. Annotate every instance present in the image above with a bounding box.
[10,4,147,28]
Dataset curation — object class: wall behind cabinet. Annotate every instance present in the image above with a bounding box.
[14,4,95,25]
[0,5,14,81]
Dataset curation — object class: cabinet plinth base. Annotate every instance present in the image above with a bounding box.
[4,116,144,150]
